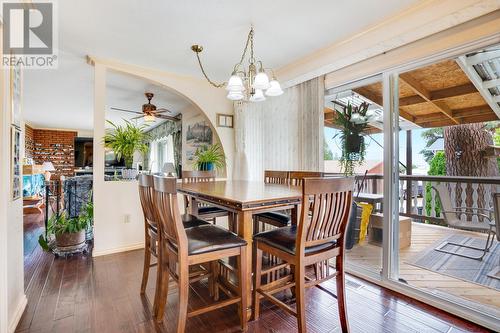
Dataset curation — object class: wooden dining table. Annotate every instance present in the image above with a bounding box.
[178,180,302,315]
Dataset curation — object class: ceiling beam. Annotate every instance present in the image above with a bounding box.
[451,105,492,118]
[457,56,500,119]
[400,73,459,124]
[352,88,416,122]
[494,95,500,103]
[465,50,500,66]
[414,113,445,124]
[399,83,477,107]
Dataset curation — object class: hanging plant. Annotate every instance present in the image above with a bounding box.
[333,102,371,176]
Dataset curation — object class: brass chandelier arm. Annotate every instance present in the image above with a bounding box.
[192,48,226,88]
[191,27,256,88]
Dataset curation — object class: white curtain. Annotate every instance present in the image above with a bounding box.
[149,135,175,173]
[233,76,324,181]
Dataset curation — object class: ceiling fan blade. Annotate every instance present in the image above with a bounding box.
[111,107,143,115]
[155,108,171,113]
[156,114,180,121]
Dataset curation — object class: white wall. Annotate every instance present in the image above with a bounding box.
[91,60,234,256]
[0,36,27,333]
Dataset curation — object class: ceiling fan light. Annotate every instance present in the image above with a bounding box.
[249,89,266,102]
[227,91,244,101]
[226,75,245,92]
[265,80,283,96]
[252,72,270,90]
[144,115,155,122]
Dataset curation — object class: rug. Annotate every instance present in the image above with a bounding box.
[407,234,500,291]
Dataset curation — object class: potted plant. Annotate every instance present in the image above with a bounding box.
[193,143,225,171]
[80,199,94,241]
[333,102,372,176]
[38,211,89,253]
[103,120,150,179]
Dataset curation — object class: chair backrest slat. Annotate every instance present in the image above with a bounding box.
[289,171,323,187]
[182,170,216,183]
[153,176,187,253]
[264,170,289,184]
[297,177,354,251]
[138,174,158,227]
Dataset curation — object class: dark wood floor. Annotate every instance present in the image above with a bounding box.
[23,212,45,290]
[16,243,494,333]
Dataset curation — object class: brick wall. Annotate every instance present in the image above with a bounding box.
[31,129,77,177]
[25,124,34,159]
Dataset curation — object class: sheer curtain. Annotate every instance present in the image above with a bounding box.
[149,135,175,173]
[233,76,324,180]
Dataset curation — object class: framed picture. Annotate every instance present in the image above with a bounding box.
[11,126,21,200]
[10,64,22,127]
[185,119,213,161]
[216,113,234,128]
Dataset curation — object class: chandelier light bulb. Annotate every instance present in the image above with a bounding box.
[144,115,155,122]
[227,90,244,101]
[265,80,283,96]
[253,71,270,90]
[249,89,266,102]
[226,75,245,92]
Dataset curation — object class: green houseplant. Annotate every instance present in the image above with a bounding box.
[193,143,225,171]
[103,120,149,178]
[38,211,90,253]
[334,102,371,175]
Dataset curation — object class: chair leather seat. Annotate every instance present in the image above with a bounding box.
[254,226,336,255]
[198,206,227,215]
[181,225,246,255]
[182,214,211,228]
[255,212,291,226]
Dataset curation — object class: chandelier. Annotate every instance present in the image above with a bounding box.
[191,27,283,102]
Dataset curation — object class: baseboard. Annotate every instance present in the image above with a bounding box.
[92,242,145,257]
[8,294,27,333]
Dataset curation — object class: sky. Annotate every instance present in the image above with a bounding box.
[324,127,429,174]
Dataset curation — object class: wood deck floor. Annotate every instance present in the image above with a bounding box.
[346,222,500,319]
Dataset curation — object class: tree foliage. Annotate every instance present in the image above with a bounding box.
[425,152,446,218]
[420,127,443,163]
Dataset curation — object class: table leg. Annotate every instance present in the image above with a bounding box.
[291,203,301,226]
[190,197,199,215]
[237,210,253,319]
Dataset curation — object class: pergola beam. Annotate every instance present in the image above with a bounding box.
[483,78,500,90]
[457,56,500,119]
[465,50,500,66]
[400,73,459,124]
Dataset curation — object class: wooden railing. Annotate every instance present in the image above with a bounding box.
[334,173,500,224]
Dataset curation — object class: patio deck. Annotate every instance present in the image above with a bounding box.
[346,222,500,318]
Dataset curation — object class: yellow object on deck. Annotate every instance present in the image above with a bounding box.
[357,202,374,243]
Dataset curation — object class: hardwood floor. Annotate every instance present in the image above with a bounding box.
[16,248,494,333]
[23,212,46,290]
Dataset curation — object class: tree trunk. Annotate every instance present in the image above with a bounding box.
[444,123,498,216]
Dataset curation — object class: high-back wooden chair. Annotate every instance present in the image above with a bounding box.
[264,170,289,184]
[253,177,355,333]
[138,174,159,295]
[152,176,248,332]
[288,171,323,186]
[182,170,229,224]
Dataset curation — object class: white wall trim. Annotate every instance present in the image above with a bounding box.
[7,295,26,333]
[92,242,145,258]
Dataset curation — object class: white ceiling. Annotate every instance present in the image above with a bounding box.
[23,0,422,131]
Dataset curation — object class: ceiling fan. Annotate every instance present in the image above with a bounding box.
[110,92,180,122]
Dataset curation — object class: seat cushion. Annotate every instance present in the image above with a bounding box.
[255,212,291,226]
[198,206,228,215]
[182,214,211,228]
[254,226,336,255]
[185,225,247,255]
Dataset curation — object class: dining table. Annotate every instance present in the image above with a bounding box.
[178,180,302,316]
